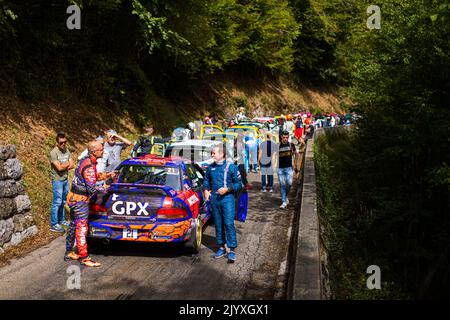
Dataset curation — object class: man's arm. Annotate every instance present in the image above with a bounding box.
[49,150,70,172]
[67,158,75,170]
[228,165,243,192]
[258,146,263,164]
[51,161,70,172]
[114,134,132,147]
[203,166,212,201]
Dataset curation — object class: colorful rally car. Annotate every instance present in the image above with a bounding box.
[88,154,248,253]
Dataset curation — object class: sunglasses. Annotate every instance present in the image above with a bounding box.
[58,141,67,145]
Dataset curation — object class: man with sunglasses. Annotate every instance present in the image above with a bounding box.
[48,131,75,233]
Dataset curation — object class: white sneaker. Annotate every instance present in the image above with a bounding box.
[268,188,273,193]
[286,199,290,205]
[280,202,287,209]
[262,188,266,192]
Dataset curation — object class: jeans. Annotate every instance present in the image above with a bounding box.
[50,179,69,227]
[260,166,273,188]
[245,144,258,171]
[278,167,293,204]
[211,194,237,249]
[244,147,249,172]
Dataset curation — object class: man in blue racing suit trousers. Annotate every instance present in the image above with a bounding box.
[203,143,242,263]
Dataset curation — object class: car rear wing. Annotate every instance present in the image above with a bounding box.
[109,183,178,197]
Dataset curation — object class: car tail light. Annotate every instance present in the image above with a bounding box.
[90,204,107,213]
[157,208,188,219]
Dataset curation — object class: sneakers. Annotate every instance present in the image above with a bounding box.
[268,188,273,193]
[64,251,80,261]
[50,224,65,233]
[60,221,71,228]
[79,256,101,267]
[280,202,288,209]
[214,247,227,259]
[227,251,236,263]
[262,187,266,193]
[286,199,290,205]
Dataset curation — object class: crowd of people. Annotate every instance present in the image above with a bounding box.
[47,107,353,266]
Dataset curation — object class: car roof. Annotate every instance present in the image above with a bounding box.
[121,154,189,167]
[203,131,238,137]
[227,126,258,131]
[168,139,219,148]
[238,122,264,126]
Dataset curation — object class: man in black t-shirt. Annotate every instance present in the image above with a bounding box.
[277,131,299,209]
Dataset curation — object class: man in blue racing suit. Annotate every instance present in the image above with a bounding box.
[203,143,242,263]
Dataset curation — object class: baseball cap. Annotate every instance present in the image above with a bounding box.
[106,130,117,135]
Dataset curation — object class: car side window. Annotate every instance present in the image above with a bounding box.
[192,164,205,183]
[186,164,201,188]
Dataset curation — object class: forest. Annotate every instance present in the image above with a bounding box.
[0,0,449,298]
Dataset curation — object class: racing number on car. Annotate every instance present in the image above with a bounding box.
[123,229,138,239]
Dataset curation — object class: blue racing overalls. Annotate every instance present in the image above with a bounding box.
[203,160,242,249]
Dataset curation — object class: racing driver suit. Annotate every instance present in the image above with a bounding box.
[65,155,106,262]
[203,159,243,250]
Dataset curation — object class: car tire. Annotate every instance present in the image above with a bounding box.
[86,237,102,253]
[184,217,202,254]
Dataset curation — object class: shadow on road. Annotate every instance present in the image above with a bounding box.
[88,239,195,259]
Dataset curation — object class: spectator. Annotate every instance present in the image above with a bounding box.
[48,131,74,233]
[203,143,242,263]
[245,133,258,173]
[236,107,247,122]
[235,133,251,190]
[276,131,299,209]
[258,133,277,193]
[98,129,132,173]
[294,115,304,141]
[283,114,295,142]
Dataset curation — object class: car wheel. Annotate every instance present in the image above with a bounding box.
[86,237,102,253]
[184,217,202,254]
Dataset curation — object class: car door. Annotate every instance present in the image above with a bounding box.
[235,187,248,223]
[200,125,223,139]
[187,164,210,223]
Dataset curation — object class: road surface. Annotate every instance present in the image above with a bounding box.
[0,173,300,300]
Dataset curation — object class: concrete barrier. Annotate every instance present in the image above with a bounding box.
[291,126,352,299]
[292,136,322,299]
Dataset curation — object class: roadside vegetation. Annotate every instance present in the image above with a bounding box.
[0,0,448,299]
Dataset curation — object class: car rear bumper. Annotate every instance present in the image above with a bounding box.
[88,218,193,243]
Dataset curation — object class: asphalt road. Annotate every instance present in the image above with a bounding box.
[0,172,299,300]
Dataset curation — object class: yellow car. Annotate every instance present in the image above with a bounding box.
[199,124,223,139]
[202,131,238,143]
[202,131,239,161]
[226,125,262,140]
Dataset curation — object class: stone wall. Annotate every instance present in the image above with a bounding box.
[0,145,37,254]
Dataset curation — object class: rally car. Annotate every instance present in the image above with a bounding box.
[88,154,248,253]
[164,139,220,170]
